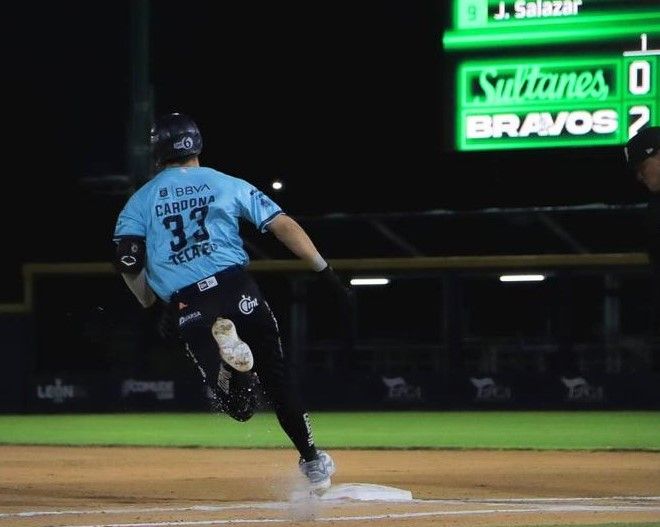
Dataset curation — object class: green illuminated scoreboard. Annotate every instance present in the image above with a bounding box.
[442,1,660,151]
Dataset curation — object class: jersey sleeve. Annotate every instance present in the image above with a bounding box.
[236,180,283,233]
[113,193,146,241]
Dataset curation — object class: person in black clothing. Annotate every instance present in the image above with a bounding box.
[625,126,660,369]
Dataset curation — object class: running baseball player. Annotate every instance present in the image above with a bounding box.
[625,126,660,368]
[113,112,353,491]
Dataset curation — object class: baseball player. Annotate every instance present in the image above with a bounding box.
[113,112,353,491]
[625,126,660,369]
[626,126,660,194]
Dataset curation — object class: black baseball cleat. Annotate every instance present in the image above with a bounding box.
[213,361,259,422]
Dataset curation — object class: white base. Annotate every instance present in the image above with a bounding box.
[319,483,412,502]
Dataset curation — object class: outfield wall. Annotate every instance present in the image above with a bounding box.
[17,370,660,412]
[1,256,658,412]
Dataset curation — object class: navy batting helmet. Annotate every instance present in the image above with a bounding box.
[150,112,203,165]
[625,126,660,171]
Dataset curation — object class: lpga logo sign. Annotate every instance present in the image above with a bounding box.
[239,294,259,315]
[381,376,423,402]
[561,376,605,402]
[470,377,512,402]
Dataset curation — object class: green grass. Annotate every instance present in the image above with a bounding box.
[0,411,658,450]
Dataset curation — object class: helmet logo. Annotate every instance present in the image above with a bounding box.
[173,136,194,150]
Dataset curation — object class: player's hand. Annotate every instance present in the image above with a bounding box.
[317,265,355,309]
[145,301,180,343]
[158,301,180,342]
[317,265,358,362]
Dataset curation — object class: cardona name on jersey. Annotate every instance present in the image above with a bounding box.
[155,195,215,218]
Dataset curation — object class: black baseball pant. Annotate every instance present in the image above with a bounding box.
[170,265,317,460]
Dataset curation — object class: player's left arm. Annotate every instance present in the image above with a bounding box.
[266,214,329,271]
[237,180,351,296]
[267,214,354,304]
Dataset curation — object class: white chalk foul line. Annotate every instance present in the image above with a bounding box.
[386,497,660,511]
[50,505,660,527]
[421,496,660,506]
[4,497,660,526]
[0,503,289,518]
[3,495,660,519]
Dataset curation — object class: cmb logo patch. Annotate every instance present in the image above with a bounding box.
[238,294,259,315]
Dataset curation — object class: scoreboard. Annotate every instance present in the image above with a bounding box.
[442,1,660,151]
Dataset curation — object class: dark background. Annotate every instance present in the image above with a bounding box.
[2,0,650,302]
[1,1,658,413]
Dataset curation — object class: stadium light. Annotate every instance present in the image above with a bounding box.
[350,278,390,286]
[499,274,545,283]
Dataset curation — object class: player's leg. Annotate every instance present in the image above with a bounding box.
[234,299,335,490]
[211,317,254,373]
[173,271,260,421]
[181,326,259,422]
[213,359,260,422]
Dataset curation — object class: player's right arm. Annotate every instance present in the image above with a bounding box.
[113,236,156,308]
[113,194,157,308]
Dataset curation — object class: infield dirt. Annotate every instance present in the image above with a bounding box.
[1,446,659,526]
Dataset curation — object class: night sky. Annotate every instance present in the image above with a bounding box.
[2,1,651,301]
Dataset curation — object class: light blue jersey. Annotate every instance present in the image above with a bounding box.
[114,166,282,301]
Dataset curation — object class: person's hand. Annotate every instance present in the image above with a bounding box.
[317,265,358,362]
[317,265,355,309]
[145,300,180,343]
[158,301,180,342]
